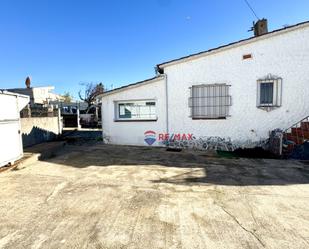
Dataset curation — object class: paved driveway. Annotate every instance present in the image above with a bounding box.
[0,144,309,249]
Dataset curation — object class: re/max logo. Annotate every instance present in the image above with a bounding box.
[158,133,194,141]
[144,130,194,146]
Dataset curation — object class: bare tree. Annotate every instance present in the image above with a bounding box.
[79,82,104,110]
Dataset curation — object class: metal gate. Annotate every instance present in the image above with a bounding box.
[0,91,29,167]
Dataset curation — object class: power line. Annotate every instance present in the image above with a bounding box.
[243,0,259,20]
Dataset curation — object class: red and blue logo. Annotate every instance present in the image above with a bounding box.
[144,130,156,146]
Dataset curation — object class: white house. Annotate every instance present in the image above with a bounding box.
[9,86,64,106]
[99,20,309,150]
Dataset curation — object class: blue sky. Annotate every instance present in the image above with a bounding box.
[0,0,308,99]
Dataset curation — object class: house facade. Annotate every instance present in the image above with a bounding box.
[9,86,63,107]
[100,21,309,150]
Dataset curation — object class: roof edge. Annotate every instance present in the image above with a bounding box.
[0,90,30,99]
[98,76,165,98]
[157,20,309,69]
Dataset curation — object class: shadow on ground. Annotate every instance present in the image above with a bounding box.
[22,126,58,148]
[37,139,309,187]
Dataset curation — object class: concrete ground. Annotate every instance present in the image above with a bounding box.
[0,143,309,249]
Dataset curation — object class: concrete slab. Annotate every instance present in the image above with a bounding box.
[0,141,66,172]
[0,144,309,248]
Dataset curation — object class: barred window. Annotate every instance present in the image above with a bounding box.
[257,76,282,108]
[189,84,231,119]
[260,82,274,105]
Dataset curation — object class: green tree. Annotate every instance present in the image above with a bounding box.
[62,92,73,103]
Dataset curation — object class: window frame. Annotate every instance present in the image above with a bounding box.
[114,99,158,122]
[259,82,274,106]
[189,83,232,120]
[257,76,282,108]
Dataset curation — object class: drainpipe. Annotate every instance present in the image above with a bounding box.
[163,73,169,135]
[101,98,104,144]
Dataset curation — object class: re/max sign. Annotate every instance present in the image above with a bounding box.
[158,133,194,141]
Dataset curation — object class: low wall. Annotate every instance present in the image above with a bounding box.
[21,117,62,147]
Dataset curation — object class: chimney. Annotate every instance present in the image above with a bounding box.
[253,19,268,36]
[25,76,31,88]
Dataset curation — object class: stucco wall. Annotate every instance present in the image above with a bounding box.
[101,78,166,146]
[102,24,309,148]
[164,25,309,147]
[21,117,62,147]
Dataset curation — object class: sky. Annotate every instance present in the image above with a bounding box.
[0,0,308,99]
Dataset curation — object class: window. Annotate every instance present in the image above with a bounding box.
[189,84,231,119]
[257,76,282,108]
[260,82,273,105]
[116,100,157,121]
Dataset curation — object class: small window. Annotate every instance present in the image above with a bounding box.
[260,82,274,105]
[189,84,231,119]
[257,76,282,108]
[116,100,157,121]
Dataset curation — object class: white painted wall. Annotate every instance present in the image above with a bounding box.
[101,78,166,146]
[21,117,62,147]
[0,91,29,167]
[102,23,309,148]
[164,24,309,146]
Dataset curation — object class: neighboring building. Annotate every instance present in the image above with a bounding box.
[8,86,64,107]
[6,80,64,147]
[53,101,101,128]
[99,20,309,150]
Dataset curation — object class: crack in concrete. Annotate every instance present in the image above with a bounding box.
[216,202,266,248]
[46,182,68,202]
